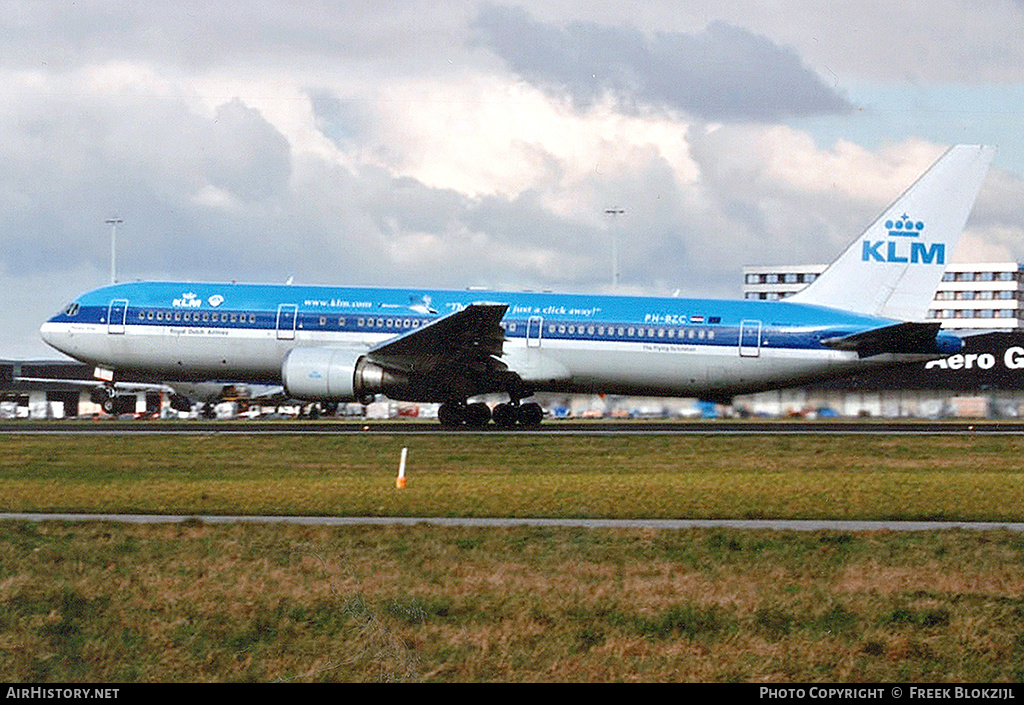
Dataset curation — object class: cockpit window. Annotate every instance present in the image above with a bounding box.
[63,303,80,317]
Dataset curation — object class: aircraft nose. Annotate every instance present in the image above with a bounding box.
[39,319,68,353]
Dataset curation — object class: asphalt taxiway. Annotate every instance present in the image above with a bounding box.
[3,419,1024,435]
[3,512,1024,533]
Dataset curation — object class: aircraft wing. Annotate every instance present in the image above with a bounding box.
[361,302,512,401]
[369,302,508,359]
[13,377,173,393]
[821,321,947,358]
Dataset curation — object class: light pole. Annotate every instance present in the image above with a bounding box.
[605,208,625,289]
[106,217,123,284]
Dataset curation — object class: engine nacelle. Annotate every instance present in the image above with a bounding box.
[281,347,408,402]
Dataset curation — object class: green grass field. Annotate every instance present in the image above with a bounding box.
[3,431,1024,682]
[2,433,1024,521]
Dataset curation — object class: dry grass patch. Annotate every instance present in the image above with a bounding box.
[3,521,1024,682]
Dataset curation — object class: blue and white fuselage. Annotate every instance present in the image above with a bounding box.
[38,145,997,426]
[42,281,957,396]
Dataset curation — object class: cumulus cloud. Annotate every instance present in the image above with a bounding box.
[2,2,1022,359]
[470,4,852,122]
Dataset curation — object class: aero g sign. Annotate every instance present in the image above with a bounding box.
[925,347,1024,371]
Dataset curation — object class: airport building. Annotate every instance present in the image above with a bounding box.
[736,261,1024,417]
[743,261,1024,329]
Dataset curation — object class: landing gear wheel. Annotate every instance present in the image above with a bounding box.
[463,402,491,428]
[438,402,464,428]
[518,402,543,427]
[492,403,518,428]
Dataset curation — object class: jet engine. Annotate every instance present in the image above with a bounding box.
[281,347,407,403]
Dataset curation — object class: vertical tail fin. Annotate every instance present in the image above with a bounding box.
[787,145,996,321]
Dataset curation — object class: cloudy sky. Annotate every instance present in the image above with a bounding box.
[4,1,1024,358]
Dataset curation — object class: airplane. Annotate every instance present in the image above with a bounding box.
[40,144,996,427]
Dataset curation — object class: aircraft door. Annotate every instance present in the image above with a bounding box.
[526,316,543,348]
[739,320,762,358]
[276,304,298,340]
[107,299,128,335]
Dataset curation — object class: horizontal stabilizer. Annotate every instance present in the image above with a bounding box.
[821,321,952,358]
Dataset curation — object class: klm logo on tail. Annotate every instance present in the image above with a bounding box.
[861,214,944,265]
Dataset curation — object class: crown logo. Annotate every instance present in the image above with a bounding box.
[885,214,924,237]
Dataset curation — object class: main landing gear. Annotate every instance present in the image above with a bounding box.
[437,400,544,429]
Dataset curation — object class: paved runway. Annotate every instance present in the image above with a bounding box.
[3,512,1024,532]
[3,419,1024,435]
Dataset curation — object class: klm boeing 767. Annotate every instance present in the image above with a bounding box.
[41,145,995,427]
